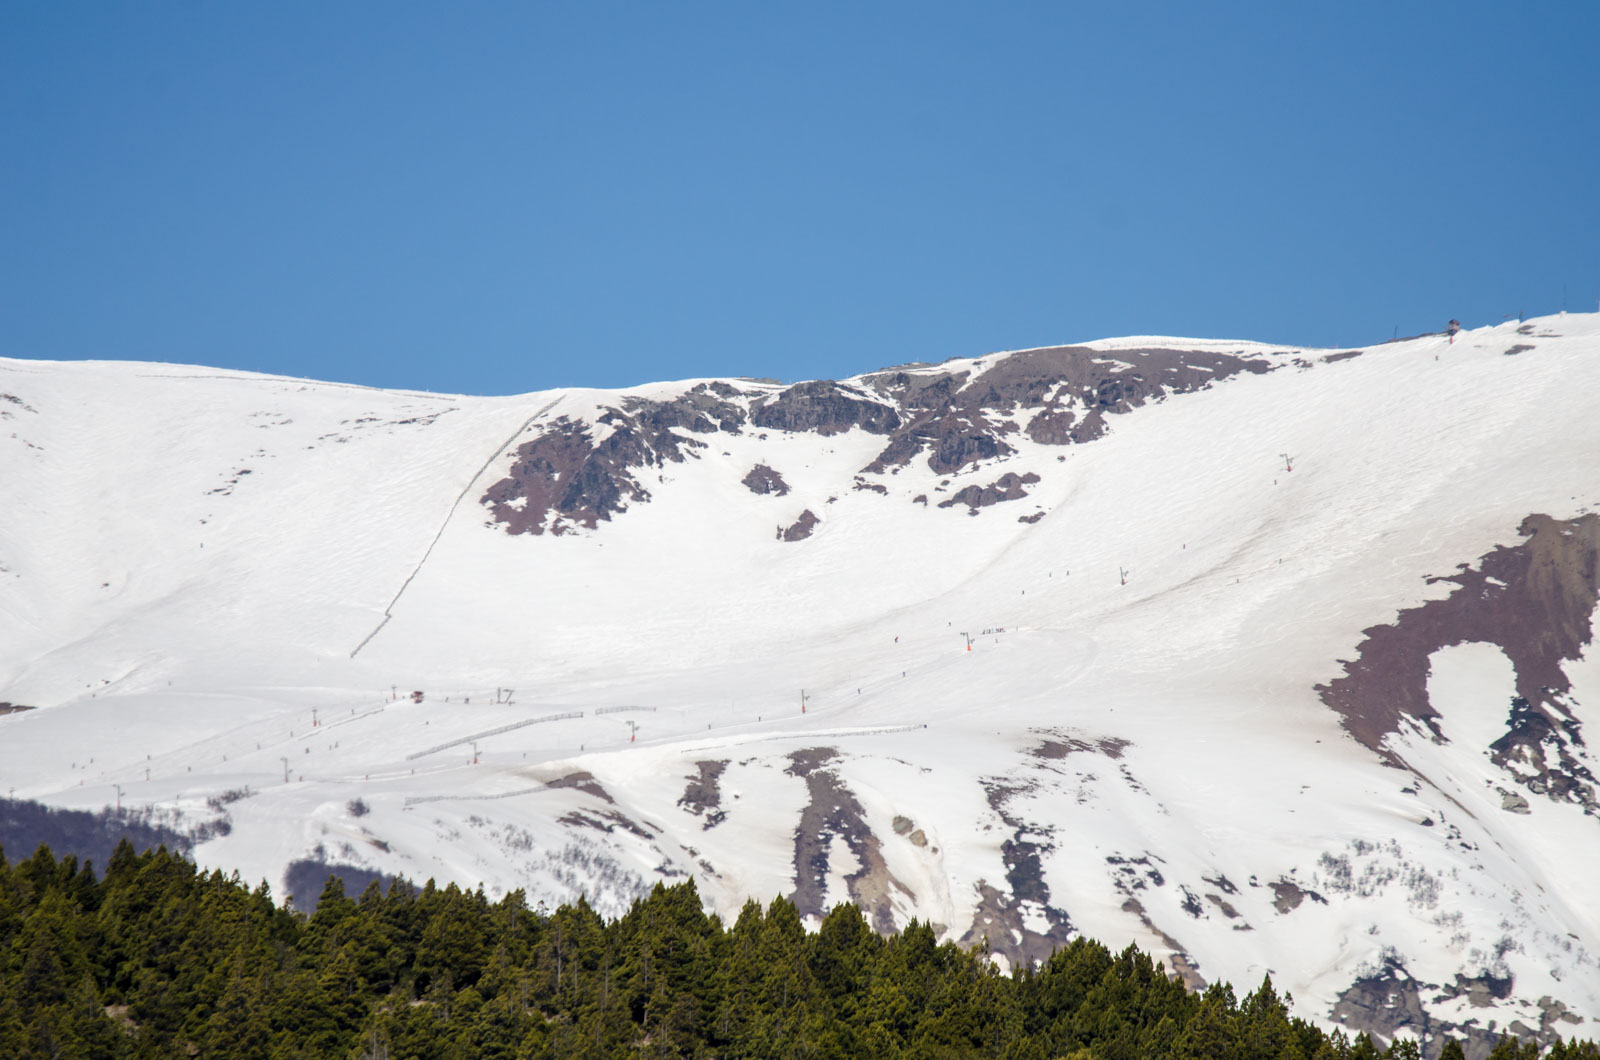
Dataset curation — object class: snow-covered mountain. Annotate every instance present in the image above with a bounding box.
[3,314,1598,1053]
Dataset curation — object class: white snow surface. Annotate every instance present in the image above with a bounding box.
[3,314,1600,1035]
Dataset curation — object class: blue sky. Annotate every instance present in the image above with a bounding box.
[3,3,1596,394]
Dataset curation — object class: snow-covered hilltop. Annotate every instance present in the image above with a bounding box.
[3,314,1598,1055]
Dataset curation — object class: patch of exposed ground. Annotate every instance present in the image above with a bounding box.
[970,730,1208,980]
[0,702,35,716]
[1030,732,1130,760]
[785,748,911,934]
[545,772,614,803]
[1269,878,1326,913]
[778,509,819,542]
[741,464,789,496]
[483,384,747,534]
[558,809,655,840]
[207,467,253,496]
[1323,350,1364,364]
[959,786,1076,965]
[1329,956,1565,1060]
[1504,344,1536,356]
[1119,897,1207,990]
[677,760,728,829]
[891,815,928,847]
[938,472,1041,514]
[862,345,1274,474]
[750,380,900,436]
[482,346,1278,534]
[1317,513,1600,813]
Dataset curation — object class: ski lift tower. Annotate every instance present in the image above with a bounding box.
[626,720,641,743]
[1280,452,1294,473]
[801,689,810,714]
[114,784,124,811]
[960,632,975,652]
[280,757,290,784]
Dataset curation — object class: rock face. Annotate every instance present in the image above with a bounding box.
[740,464,790,496]
[1317,513,1600,813]
[482,385,748,534]
[750,380,901,437]
[938,471,1041,513]
[862,345,1274,473]
[480,343,1279,537]
[779,509,819,542]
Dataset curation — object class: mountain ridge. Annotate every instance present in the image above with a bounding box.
[2,313,1598,1057]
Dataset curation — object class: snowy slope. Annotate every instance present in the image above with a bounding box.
[3,314,1599,1051]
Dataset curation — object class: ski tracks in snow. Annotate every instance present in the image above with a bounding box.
[349,396,565,658]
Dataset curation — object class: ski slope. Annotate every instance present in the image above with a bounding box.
[2,313,1598,1047]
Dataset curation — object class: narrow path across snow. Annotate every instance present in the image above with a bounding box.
[350,395,565,657]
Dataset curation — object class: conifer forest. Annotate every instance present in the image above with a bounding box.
[2,842,1596,1060]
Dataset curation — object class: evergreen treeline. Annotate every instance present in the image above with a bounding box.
[1,842,1594,1060]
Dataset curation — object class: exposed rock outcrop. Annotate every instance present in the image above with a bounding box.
[750,380,900,437]
[938,472,1040,513]
[1328,957,1565,1060]
[779,509,819,542]
[482,344,1277,535]
[1316,514,1600,815]
[741,464,790,496]
[483,386,749,535]
[863,345,1275,474]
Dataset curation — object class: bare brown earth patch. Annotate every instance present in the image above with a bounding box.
[1317,514,1600,811]
[958,781,1077,967]
[741,464,790,496]
[1504,344,1536,356]
[938,471,1041,514]
[0,702,36,716]
[1030,732,1130,760]
[785,748,910,933]
[1269,878,1326,913]
[779,509,819,542]
[1323,350,1364,363]
[1119,897,1207,990]
[677,760,728,829]
[557,809,654,840]
[545,769,660,839]
[963,731,1211,976]
[545,772,614,803]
